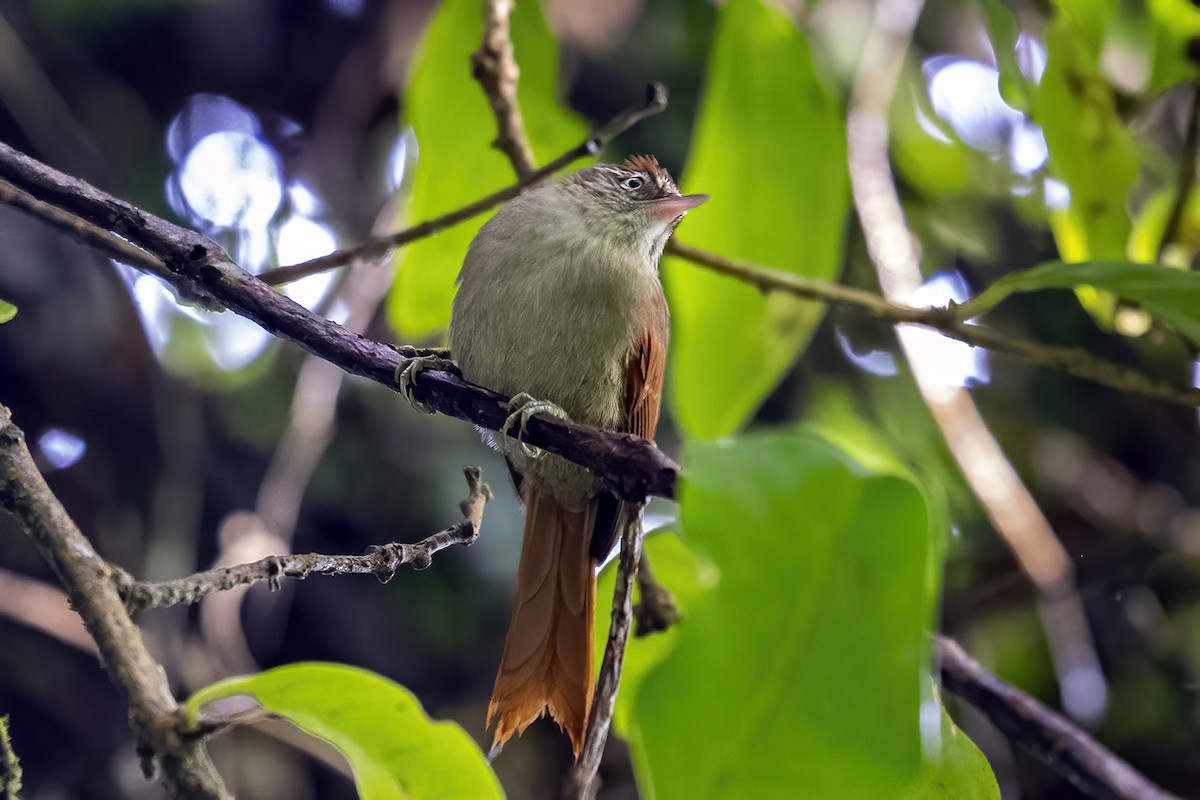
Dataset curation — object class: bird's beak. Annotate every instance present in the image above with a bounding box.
[647,193,710,223]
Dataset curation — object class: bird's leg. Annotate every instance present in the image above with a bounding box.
[394,347,457,415]
[502,392,570,460]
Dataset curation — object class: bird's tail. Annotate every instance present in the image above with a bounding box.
[487,487,596,757]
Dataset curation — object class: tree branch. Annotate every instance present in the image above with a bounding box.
[667,240,1200,406]
[115,467,492,613]
[0,140,679,502]
[472,0,537,180]
[564,512,642,800]
[0,405,230,799]
[936,637,1181,800]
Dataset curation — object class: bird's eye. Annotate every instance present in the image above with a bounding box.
[622,176,644,190]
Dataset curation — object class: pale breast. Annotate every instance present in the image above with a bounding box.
[448,212,661,509]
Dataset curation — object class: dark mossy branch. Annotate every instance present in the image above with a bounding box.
[0,406,230,800]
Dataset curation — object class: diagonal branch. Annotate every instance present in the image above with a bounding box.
[667,241,1200,406]
[937,637,1181,800]
[0,405,229,799]
[115,467,492,613]
[0,141,679,503]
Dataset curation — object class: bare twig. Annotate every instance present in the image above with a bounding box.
[472,0,537,179]
[115,467,492,613]
[1159,79,1200,263]
[0,716,21,800]
[564,512,642,800]
[937,637,1180,800]
[0,405,229,799]
[256,83,668,287]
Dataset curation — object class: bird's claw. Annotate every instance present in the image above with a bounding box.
[395,351,455,415]
[502,392,570,460]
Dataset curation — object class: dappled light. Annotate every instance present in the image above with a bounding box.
[36,428,85,471]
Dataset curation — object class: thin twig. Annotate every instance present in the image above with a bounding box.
[0,405,229,799]
[564,512,642,800]
[937,637,1180,800]
[669,240,1200,406]
[0,716,21,800]
[256,83,668,287]
[115,467,492,613]
[1159,79,1200,263]
[472,0,537,179]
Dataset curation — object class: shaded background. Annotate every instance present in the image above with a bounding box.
[1,0,1199,797]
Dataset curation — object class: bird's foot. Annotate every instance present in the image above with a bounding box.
[502,392,570,460]
[394,348,456,415]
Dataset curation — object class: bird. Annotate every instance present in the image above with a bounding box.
[445,154,706,756]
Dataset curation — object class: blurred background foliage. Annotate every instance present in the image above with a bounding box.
[1,0,1200,797]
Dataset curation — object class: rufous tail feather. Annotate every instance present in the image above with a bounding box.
[487,487,596,757]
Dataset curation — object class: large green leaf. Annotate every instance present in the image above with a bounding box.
[1032,17,1139,324]
[963,260,1200,344]
[184,662,502,800]
[666,0,848,439]
[388,0,584,338]
[0,300,15,324]
[630,432,939,798]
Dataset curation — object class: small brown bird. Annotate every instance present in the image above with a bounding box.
[447,155,707,755]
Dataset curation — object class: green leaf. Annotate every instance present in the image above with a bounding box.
[666,0,848,439]
[1032,17,1139,325]
[388,0,584,338]
[184,662,503,800]
[900,698,1001,800]
[963,260,1200,344]
[0,300,15,324]
[631,431,941,799]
